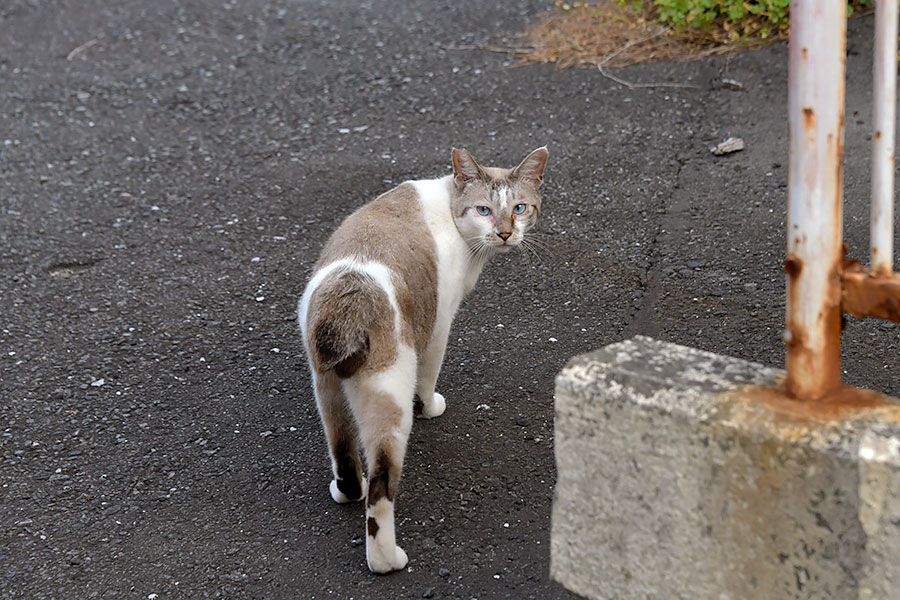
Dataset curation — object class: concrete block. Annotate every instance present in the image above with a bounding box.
[551,336,900,600]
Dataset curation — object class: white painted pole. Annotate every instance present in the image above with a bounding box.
[872,0,898,276]
[785,0,846,400]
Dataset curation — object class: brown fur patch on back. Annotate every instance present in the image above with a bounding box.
[315,183,438,356]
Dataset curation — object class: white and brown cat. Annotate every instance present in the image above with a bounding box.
[297,147,549,573]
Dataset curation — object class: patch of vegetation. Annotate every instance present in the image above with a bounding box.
[645,0,871,42]
[521,0,872,68]
[522,1,713,68]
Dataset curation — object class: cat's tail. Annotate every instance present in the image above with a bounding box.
[305,271,386,379]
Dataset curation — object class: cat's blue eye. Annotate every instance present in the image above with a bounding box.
[476,206,491,216]
[513,203,527,215]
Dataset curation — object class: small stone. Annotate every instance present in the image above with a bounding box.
[710,137,744,155]
[423,588,435,598]
[439,568,450,577]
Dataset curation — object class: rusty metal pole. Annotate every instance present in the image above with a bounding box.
[785,0,846,400]
[872,0,898,276]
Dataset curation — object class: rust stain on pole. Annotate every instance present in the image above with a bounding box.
[785,0,846,401]
[784,256,803,277]
[734,383,896,424]
[802,107,816,131]
[842,257,900,322]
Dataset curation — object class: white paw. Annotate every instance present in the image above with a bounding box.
[330,477,367,504]
[367,543,408,574]
[420,392,446,419]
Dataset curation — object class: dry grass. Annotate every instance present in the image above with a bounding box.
[516,1,782,69]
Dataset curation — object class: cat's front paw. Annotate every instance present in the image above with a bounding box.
[367,543,408,574]
[330,476,367,504]
[419,392,445,419]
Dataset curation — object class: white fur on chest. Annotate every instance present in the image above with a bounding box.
[412,177,484,319]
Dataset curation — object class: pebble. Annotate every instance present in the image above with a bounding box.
[710,136,745,155]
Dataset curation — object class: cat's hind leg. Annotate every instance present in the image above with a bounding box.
[345,345,416,573]
[314,370,366,504]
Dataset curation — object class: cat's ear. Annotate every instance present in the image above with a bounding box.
[512,146,549,188]
[452,148,485,189]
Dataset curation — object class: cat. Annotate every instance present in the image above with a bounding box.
[297,146,549,573]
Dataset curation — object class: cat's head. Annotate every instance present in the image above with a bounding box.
[449,146,549,255]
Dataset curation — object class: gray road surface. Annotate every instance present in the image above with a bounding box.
[1,1,897,598]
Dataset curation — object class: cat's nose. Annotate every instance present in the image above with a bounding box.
[497,232,511,241]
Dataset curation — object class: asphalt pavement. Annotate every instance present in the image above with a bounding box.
[1,1,898,599]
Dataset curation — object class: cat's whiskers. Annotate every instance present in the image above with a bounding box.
[519,236,547,269]
[521,232,553,251]
[463,235,493,265]
[463,235,481,257]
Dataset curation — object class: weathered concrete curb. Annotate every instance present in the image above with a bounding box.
[551,336,900,600]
